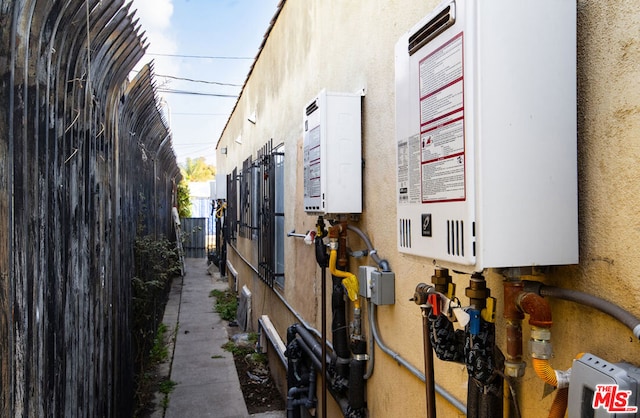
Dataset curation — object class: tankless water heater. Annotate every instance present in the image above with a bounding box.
[303,90,362,215]
[395,0,578,272]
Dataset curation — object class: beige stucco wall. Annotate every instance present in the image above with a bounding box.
[217,1,640,417]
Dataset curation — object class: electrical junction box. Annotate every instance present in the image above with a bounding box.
[568,353,640,417]
[303,90,362,214]
[395,0,578,273]
[358,266,395,305]
[370,270,395,306]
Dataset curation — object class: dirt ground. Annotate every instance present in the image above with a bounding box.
[231,349,286,414]
[227,325,286,414]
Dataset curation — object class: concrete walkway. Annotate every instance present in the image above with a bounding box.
[161,257,285,418]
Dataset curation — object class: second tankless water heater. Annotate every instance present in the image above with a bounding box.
[395,0,578,272]
[303,90,362,215]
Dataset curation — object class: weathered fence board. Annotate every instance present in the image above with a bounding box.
[0,1,180,416]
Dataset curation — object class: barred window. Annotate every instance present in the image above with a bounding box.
[239,156,259,239]
[226,168,238,241]
[226,141,285,288]
[257,140,285,288]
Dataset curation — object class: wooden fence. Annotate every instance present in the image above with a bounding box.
[0,1,180,416]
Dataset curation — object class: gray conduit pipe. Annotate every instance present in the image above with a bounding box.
[369,301,467,414]
[347,225,391,271]
[363,304,375,379]
[522,281,640,340]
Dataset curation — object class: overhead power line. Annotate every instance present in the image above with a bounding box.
[155,73,243,87]
[130,68,242,87]
[157,88,238,98]
[148,52,253,60]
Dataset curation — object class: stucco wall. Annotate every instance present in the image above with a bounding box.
[217,1,640,417]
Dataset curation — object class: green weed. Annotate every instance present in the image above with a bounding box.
[210,289,237,321]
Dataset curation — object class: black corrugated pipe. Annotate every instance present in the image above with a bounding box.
[347,338,367,417]
[315,232,328,268]
[287,324,350,416]
[465,274,504,418]
[331,274,351,387]
[429,311,466,363]
[286,326,306,418]
[464,319,504,418]
[418,276,503,418]
[286,326,319,418]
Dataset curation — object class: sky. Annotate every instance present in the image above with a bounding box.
[129,0,280,167]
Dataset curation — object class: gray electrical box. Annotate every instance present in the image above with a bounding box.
[358,266,375,298]
[371,271,395,306]
[568,353,640,417]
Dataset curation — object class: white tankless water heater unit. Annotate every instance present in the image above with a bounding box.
[303,89,362,215]
[395,0,578,273]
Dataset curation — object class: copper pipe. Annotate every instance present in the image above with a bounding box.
[503,281,525,366]
[466,273,489,310]
[517,292,552,328]
[431,268,451,295]
[505,320,523,363]
[421,306,437,418]
[338,221,348,268]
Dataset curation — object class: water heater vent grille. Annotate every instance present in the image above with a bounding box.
[399,218,412,248]
[305,100,318,116]
[447,219,464,257]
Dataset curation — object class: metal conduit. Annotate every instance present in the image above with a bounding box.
[369,301,467,414]
[523,280,640,339]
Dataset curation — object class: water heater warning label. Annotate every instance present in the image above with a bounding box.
[419,32,465,203]
[304,126,322,199]
[397,134,421,204]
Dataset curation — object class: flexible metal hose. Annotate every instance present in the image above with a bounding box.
[548,387,568,418]
[532,358,557,387]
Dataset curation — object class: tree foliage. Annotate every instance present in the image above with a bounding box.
[180,157,216,182]
[177,180,192,218]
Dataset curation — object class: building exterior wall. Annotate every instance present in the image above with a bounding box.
[216,1,640,416]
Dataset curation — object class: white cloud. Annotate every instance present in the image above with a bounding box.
[131,0,173,29]
[130,0,179,75]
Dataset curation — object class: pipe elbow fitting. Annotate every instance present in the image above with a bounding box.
[328,224,342,239]
[517,292,552,328]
